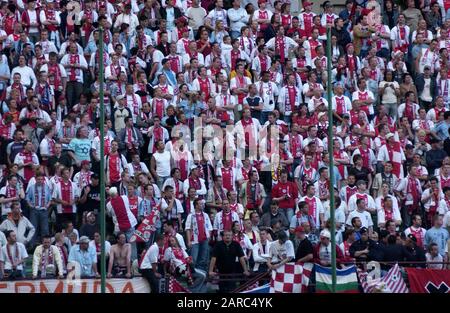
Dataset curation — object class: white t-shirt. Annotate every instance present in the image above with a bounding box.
[140,243,159,270]
[379,81,400,104]
[269,239,295,263]
[346,210,374,229]
[153,151,171,177]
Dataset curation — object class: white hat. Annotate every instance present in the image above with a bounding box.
[386,133,394,139]
[190,163,199,170]
[109,187,118,196]
[79,236,90,244]
[320,229,331,239]
[116,94,125,101]
[46,0,54,3]
[318,112,327,119]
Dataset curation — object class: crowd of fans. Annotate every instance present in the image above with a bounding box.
[0,0,449,293]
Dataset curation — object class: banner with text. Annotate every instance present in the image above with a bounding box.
[0,278,150,293]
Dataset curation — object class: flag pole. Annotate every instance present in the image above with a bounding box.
[98,26,106,294]
[326,25,337,293]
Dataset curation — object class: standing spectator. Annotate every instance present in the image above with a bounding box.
[209,229,250,293]
[106,187,138,260]
[26,173,52,245]
[185,199,213,272]
[425,215,449,257]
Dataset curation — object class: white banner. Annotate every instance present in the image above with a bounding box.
[0,278,150,293]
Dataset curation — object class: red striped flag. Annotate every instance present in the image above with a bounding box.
[358,264,408,293]
[382,264,408,293]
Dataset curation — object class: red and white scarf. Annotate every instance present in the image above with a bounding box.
[60,180,73,213]
[68,54,80,81]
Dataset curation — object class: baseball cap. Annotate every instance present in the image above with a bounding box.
[424,65,431,70]
[116,94,125,101]
[386,133,394,139]
[295,226,305,234]
[91,173,99,180]
[109,187,118,196]
[81,160,90,166]
[360,227,368,234]
[356,179,366,186]
[79,236,90,244]
[320,229,331,239]
[303,1,313,6]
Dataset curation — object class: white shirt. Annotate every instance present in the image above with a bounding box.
[228,8,249,32]
[60,54,88,83]
[185,211,213,244]
[153,151,171,177]
[35,40,58,55]
[1,242,28,270]
[346,210,374,229]
[10,65,37,88]
[113,13,139,33]
[252,240,272,271]
[269,239,295,263]
[52,180,80,214]
[255,81,279,111]
[140,243,159,269]
[160,197,184,221]
[347,192,376,212]
[266,36,298,59]
[39,9,61,28]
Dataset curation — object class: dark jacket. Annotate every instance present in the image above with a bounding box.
[159,6,183,21]
[156,43,170,56]
[264,24,277,43]
[404,245,426,268]
[117,126,144,152]
[444,138,450,156]
[381,243,409,270]
[382,9,399,29]
[425,148,447,173]
[259,211,289,230]
[331,27,352,50]
[349,239,384,262]
[415,74,438,101]
[295,237,314,262]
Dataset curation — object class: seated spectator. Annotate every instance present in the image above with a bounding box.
[32,235,64,279]
[0,230,28,280]
[107,232,132,278]
[68,236,99,279]
[0,202,35,248]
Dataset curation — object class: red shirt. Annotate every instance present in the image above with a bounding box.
[271,181,298,209]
